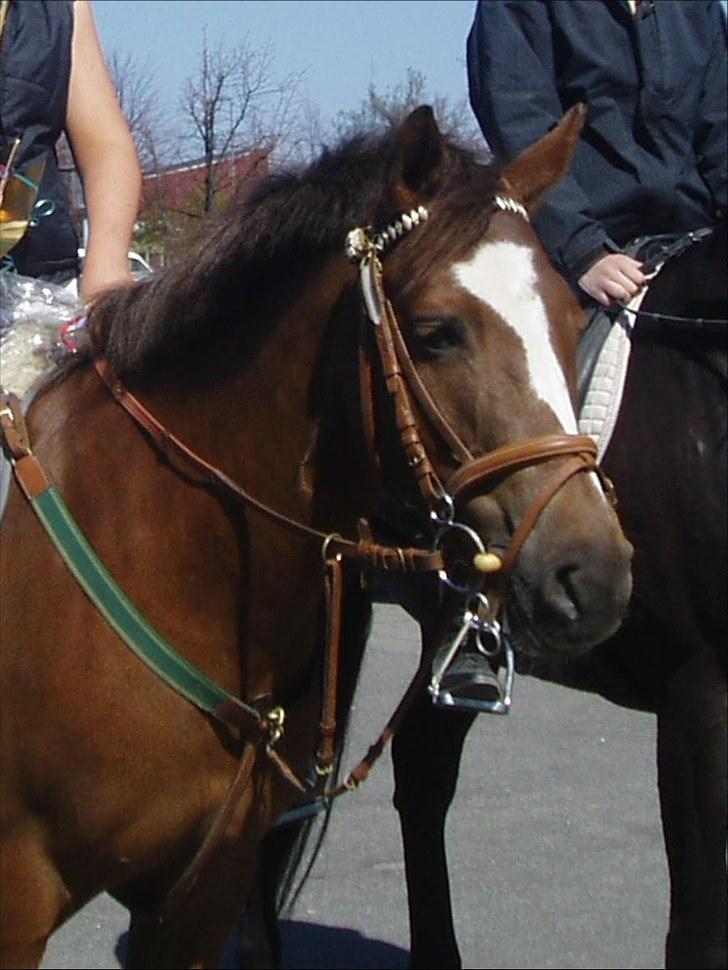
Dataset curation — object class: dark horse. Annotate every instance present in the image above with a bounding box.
[386,221,726,969]
[0,107,632,968]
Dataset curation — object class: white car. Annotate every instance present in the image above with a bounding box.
[77,249,154,283]
[127,251,154,281]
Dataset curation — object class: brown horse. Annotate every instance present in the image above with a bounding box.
[0,106,631,969]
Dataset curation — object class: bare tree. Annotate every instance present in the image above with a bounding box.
[107,52,179,263]
[179,31,303,214]
[334,68,483,150]
[109,51,167,172]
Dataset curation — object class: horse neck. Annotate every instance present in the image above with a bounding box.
[138,252,380,535]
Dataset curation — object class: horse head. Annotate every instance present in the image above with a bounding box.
[352,105,633,656]
[83,103,632,668]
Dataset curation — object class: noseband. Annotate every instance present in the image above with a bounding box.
[346,198,612,613]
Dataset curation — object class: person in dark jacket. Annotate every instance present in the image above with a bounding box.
[0,0,141,301]
[435,0,726,709]
[467,0,727,307]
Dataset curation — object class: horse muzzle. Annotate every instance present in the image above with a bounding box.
[453,455,633,658]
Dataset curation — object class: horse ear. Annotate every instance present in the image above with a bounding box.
[384,105,446,210]
[501,104,586,215]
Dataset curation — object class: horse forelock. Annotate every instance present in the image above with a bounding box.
[384,162,505,299]
[85,130,500,379]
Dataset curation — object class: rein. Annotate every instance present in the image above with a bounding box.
[616,227,727,331]
[615,304,728,332]
[92,357,442,575]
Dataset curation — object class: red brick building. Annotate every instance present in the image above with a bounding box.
[141,149,270,214]
[58,140,270,266]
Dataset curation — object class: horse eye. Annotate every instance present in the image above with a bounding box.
[411,317,464,357]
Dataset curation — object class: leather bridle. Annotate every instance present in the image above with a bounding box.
[90,195,614,748]
[83,190,612,732]
[92,196,609,636]
[347,200,612,616]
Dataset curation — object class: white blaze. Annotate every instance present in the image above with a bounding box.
[454,240,577,433]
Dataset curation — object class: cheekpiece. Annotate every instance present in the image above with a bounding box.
[345,205,429,264]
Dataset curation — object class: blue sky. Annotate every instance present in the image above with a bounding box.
[93,0,479,131]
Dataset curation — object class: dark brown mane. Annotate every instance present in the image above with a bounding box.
[87,127,501,377]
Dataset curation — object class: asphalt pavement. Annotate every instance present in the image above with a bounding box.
[42,604,667,970]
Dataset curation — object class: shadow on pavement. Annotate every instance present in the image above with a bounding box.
[115,921,409,969]
[280,920,409,969]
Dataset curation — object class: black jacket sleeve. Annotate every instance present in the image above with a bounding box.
[466,0,622,286]
[694,1,727,216]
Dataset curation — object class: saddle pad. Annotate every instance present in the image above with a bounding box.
[578,286,648,460]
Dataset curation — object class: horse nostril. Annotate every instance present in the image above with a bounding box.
[536,547,632,646]
[547,564,582,622]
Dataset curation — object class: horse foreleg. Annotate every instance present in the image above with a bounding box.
[232,877,278,970]
[0,828,68,970]
[392,691,476,970]
[232,820,306,969]
[657,652,727,970]
[125,869,254,970]
[121,822,263,970]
